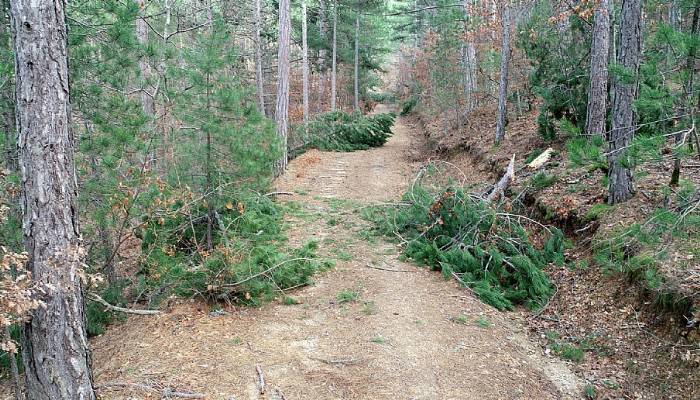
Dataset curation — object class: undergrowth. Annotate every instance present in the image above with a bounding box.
[87,192,329,335]
[364,185,565,311]
[592,183,699,315]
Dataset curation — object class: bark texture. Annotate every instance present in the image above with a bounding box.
[254,0,266,116]
[353,10,360,111]
[585,0,610,139]
[608,0,642,204]
[302,0,309,125]
[462,0,477,112]
[1,0,16,172]
[317,0,327,112]
[134,0,154,116]
[495,4,511,144]
[331,0,337,111]
[275,0,291,172]
[9,0,96,398]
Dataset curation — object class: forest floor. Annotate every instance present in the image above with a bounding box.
[85,105,583,400]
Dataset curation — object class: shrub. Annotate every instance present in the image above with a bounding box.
[400,96,418,115]
[366,185,564,310]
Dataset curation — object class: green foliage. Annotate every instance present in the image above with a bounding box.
[593,187,699,313]
[137,191,326,307]
[366,185,564,310]
[302,111,395,152]
[85,282,129,336]
[517,2,591,140]
[530,172,559,190]
[566,136,607,171]
[336,289,360,303]
[400,96,418,116]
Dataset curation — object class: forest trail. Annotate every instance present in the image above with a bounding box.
[90,108,581,399]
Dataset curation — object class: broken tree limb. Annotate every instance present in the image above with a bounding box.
[256,365,265,394]
[486,154,516,202]
[88,293,161,315]
[527,147,554,169]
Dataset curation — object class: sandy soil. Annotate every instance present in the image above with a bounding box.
[82,107,582,400]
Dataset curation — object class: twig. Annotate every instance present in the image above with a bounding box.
[95,382,205,398]
[265,191,294,197]
[309,355,363,365]
[255,365,265,394]
[218,258,314,288]
[364,263,414,273]
[88,293,161,315]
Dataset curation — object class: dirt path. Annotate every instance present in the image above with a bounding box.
[90,109,581,399]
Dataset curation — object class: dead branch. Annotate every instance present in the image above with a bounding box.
[265,191,294,197]
[95,382,205,399]
[256,365,266,394]
[88,293,161,315]
[309,355,363,365]
[364,263,414,273]
[486,154,516,202]
[527,147,554,169]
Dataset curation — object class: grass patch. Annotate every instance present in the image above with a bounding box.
[370,335,387,344]
[336,289,360,304]
[475,316,492,329]
[530,172,559,190]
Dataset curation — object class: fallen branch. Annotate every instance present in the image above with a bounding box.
[309,356,363,365]
[256,365,266,394]
[486,154,515,202]
[364,263,414,273]
[88,293,161,315]
[95,382,205,399]
[218,258,314,289]
[265,191,294,197]
[527,147,554,170]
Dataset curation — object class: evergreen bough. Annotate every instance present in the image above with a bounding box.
[298,111,395,153]
[367,186,565,310]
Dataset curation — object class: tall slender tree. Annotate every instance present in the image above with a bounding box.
[331,0,338,111]
[585,0,610,139]
[495,3,511,144]
[302,0,310,126]
[354,1,361,111]
[9,0,96,398]
[255,0,266,115]
[276,0,291,171]
[608,0,643,204]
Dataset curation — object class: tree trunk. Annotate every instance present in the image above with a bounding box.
[331,0,337,112]
[317,0,327,112]
[302,0,309,126]
[9,0,96,398]
[254,0,266,116]
[462,0,477,112]
[353,9,360,112]
[585,0,610,139]
[495,4,511,144]
[134,0,154,116]
[608,0,643,204]
[671,2,699,186]
[1,0,16,173]
[275,0,291,172]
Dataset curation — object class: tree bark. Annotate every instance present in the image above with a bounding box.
[9,0,96,398]
[671,2,699,186]
[331,0,337,112]
[585,0,610,139]
[608,0,643,204]
[134,0,154,117]
[276,0,291,172]
[495,4,511,144]
[353,8,360,112]
[254,0,266,116]
[302,0,309,126]
[462,0,477,112]
[1,0,16,173]
[317,0,327,112]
